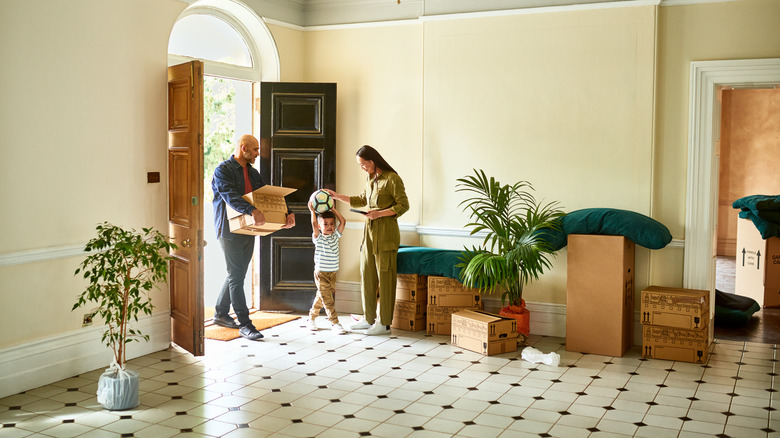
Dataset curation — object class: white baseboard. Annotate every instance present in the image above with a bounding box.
[0,313,171,399]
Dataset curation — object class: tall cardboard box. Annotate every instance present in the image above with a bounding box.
[451,310,518,356]
[735,217,780,307]
[641,286,709,330]
[428,276,482,307]
[566,235,635,357]
[226,185,296,236]
[642,325,710,364]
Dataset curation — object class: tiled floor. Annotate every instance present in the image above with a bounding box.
[0,316,777,438]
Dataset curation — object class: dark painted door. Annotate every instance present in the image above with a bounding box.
[259,82,337,311]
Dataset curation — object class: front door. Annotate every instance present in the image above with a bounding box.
[258,82,337,311]
[167,61,205,355]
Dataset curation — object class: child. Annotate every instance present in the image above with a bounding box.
[307,201,346,334]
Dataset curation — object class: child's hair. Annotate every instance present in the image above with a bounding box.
[317,211,336,220]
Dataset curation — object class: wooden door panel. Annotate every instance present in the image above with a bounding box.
[167,61,204,356]
[169,152,191,226]
[259,83,336,311]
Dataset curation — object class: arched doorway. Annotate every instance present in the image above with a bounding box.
[168,0,280,341]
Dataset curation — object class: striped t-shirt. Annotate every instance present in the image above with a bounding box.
[313,230,341,272]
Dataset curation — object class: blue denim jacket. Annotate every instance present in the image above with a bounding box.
[212,156,266,239]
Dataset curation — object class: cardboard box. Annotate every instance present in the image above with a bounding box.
[641,286,709,330]
[450,310,519,356]
[392,317,425,331]
[735,217,780,307]
[642,325,711,364]
[451,310,518,342]
[397,274,427,290]
[451,335,518,356]
[566,235,635,357]
[428,276,482,307]
[225,185,296,236]
[426,304,480,335]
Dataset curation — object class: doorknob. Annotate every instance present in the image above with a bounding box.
[181,239,191,248]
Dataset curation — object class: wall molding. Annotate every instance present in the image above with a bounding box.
[0,313,171,399]
[0,243,87,268]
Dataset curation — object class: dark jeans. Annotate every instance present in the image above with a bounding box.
[214,234,255,328]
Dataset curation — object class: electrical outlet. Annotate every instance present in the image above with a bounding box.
[82,313,93,327]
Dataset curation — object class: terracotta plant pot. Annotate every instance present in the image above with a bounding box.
[499,299,530,345]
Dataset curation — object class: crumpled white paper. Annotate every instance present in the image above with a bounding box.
[521,346,561,367]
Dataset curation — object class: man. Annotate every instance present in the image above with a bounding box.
[211,134,295,340]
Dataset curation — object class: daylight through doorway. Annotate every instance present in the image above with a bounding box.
[203,76,254,320]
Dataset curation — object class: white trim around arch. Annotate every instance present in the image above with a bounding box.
[684,58,780,291]
[170,0,280,82]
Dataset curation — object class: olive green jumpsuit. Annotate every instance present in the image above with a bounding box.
[349,171,409,326]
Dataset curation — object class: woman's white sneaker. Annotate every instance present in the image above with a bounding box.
[364,322,390,335]
[349,318,371,331]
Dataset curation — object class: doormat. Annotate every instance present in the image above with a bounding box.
[205,312,301,341]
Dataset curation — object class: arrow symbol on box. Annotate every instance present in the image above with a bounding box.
[757,250,761,269]
[742,248,746,266]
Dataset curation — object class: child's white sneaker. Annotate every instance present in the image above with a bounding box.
[349,318,371,331]
[332,323,346,334]
[307,319,318,331]
[364,322,390,335]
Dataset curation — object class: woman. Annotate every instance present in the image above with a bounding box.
[325,145,409,335]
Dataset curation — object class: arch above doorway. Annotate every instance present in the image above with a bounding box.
[169,0,280,82]
[684,58,780,291]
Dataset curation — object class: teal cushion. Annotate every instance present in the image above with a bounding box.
[732,194,780,211]
[560,208,672,250]
[397,246,463,280]
[738,210,780,239]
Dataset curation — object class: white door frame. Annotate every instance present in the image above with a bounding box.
[684,58,780,290]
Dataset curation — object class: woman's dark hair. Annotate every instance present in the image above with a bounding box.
[356,145,398,175]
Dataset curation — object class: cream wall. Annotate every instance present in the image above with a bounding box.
[267,23,305,82]
[0,0,186,349]
[652,0,780,286]
[303,23,424,282]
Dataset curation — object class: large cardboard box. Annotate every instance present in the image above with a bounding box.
[735,217,780,307]
[226,185,296,236]
[426,304,480,335]
[396,274,427,303]
[642,325,710,364]
[566,235,635,357]
[641,286,709,330]
[428,276,482,307]
[451,336,518,356]
[392,300,426,332]
[451,310,518,342]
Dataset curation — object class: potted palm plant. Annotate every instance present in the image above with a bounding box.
[73,222,176,410]
[456,169,564,342]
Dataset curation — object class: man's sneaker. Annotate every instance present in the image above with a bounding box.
[331,323,346,334]
[212,314,239,329]
[364,322,390,335]
[349,318,371,331]
[239,325,264,341]
[307,319,319,331]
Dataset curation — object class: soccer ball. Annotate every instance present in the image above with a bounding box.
[309,189,334,214]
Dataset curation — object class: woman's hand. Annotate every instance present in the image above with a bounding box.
[323,189,348,203]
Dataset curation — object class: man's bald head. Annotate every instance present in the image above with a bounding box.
[235,135,260,166]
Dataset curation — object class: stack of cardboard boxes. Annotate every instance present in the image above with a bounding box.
[640,286,711,364]
[392,274,428,332]
[451,309,519,355]
[426,276,483,335]
[735,217,780,307]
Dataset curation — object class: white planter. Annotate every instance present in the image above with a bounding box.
[96,368,139,410]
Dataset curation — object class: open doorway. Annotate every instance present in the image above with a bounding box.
[168,0,281,349]
[202,76,255,321]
